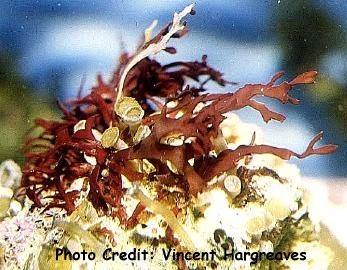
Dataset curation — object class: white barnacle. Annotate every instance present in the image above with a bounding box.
[115,96,144,124]
[101,126,120,148]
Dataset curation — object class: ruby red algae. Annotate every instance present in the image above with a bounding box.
[20,8,337,227]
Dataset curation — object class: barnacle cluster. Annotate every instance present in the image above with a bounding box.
[0,4,337,270]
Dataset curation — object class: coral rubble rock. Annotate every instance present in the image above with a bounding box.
[0,114,333,269]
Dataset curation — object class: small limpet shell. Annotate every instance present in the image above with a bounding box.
[223,175,242,198]
[101,126,120,148]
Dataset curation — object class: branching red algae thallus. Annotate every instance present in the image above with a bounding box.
[20,5,337,228]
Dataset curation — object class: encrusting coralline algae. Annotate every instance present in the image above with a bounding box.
[0,4,336,270]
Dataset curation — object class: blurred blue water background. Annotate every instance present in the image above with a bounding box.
[0,0,346,177]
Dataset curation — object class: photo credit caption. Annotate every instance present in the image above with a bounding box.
[55,247,307,264]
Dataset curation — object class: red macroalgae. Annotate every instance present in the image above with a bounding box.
[20,7,337,228]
